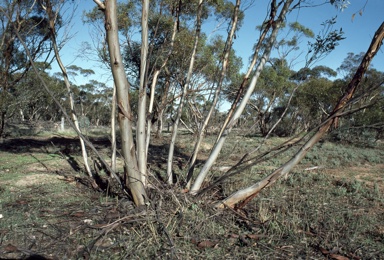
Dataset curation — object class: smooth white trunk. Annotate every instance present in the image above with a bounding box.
[60,116,65,131]
[100,0,147,206]
[167,0,204,184]
[186,0,241,189]
[145,70,159,155]
[137,0,150,185]
[190,0,293,194]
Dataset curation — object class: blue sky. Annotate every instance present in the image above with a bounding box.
[51,0,384,85]
[233,0,384,73]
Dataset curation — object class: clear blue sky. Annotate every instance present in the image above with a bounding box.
[51,0,384,85]
[232,0,384,73]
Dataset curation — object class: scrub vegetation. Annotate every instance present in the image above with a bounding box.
[0,129,382,259]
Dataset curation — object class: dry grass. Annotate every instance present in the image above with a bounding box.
[0,130,383,259]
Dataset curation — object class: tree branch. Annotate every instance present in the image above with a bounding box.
[93,0,105,10]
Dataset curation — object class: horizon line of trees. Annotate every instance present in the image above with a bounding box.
[3,52,383,142]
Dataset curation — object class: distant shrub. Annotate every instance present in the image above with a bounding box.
[79,116,90,129]
[329,127,378,148]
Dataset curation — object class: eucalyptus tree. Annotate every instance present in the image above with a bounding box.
[288,66,338,134]
[216,22,384,208]
[0,0,54,136]
[12,63,65,122]
[12,0,370,211]
[88,0,240,187]
[79,0,382,211]
[248,59,295,136]
[93,0,148,206]
[190,0,355,195]
[331,53,384,143]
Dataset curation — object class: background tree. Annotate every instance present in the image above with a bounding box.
[0,0,53,136]
[12,63,65,123]
[330,53,384,144]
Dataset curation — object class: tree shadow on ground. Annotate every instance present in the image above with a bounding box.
[0,135,204,186]
[146,142,205,185]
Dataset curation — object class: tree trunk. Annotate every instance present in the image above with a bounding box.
[147,13,178,145]
[111,84,117,173]
[216,21,384,209]
[190,0,294,194]
[98,0,147,206]
[146,70,159,155]
[156,108,165,138]
[166,0,204,185]
[156,75,172,138]
[60,116,65,131]
[0,111,5,137]
[44,1,93,178]
[137,0,149,186]
[186,0,241,189]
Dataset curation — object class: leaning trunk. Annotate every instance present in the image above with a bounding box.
[45,2,93,178]
[190,0,293,194]
[216,22,384,208]
[186,0,241,189]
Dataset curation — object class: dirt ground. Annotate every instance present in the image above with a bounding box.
[0,134,383,259]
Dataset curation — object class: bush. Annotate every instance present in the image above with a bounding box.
[329,127,378,147]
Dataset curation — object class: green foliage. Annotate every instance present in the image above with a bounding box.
[0,0,67,136]
[306,17,345,66]
[236,58,295,136]
[337,52,364,78]
[74,80,114,126]
[289,21,315,38]
[198,35,243,83]
[329,57,384,145]
[291,76,338,128]
[9,67,66,122]
[67,65,95,77]
[272,22,315,57]
[83,2,138,34]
